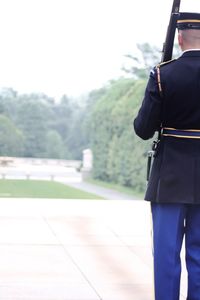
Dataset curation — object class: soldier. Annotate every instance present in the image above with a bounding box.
[134,12,200,300]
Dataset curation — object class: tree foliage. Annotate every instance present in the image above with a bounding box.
[85,78,151,192]
[122,43,161,79]
[0,115,24,156]
[0,89,83,159]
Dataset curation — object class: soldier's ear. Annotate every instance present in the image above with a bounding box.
[178,31,183,49]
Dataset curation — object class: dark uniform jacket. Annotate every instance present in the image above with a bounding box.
[134,50,200,204]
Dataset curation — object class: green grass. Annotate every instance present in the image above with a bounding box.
[0,179,104,199]
[87,178,143,199]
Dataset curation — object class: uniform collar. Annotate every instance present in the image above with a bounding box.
[182,49,200,53]
[181,49,200,57]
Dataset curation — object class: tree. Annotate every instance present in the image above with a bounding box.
[0,115,24,156]
[82,77,152,192]
[122,43,161,79]
[16,99,49,157]
[122,42,182,79]
[44,130,67,159]
[52,95,73,137]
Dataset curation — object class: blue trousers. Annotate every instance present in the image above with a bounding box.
[151,203,200,300]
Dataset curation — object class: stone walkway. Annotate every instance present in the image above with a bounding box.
[64,181,137,200]
[0,197,187,299]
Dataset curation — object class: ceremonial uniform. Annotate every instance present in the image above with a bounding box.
[135,50,200,204]
[134,12,200,300]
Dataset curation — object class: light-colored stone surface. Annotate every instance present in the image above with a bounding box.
[0,198,187,299]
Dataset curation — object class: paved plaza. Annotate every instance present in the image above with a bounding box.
[0,197,187,299]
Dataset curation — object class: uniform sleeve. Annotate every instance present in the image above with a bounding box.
[133,67,162,140]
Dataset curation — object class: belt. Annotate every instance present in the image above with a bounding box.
[162,127,200,139]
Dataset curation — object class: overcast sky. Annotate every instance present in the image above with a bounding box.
[0,0,199,99]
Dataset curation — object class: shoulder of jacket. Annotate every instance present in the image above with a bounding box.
[156,58,177,68]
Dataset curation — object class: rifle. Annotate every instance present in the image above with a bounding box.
[147,0,181,181]
[161,0,181,62]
